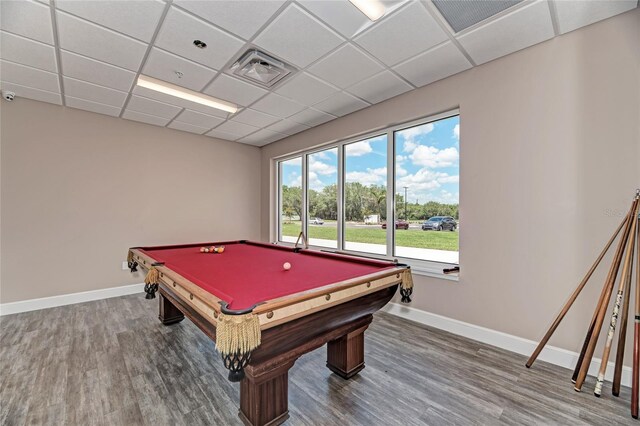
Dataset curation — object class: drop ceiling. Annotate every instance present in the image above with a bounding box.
[0,0,637,147]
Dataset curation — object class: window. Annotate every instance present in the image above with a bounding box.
[307,148,338,248]
[276,111,459,273]
[344,135,387,254]
[278,157,302,243]
[394,116,459,264]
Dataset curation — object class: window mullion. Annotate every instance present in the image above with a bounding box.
[301,154,308,241]
[386,130,394,257]
[337,144,345,251]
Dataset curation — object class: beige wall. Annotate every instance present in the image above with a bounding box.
[261,9,640,355]
[1,100,261,303]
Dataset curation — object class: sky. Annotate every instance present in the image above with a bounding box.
[281,115,459,205]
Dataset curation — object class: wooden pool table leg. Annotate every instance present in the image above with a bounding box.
[239,360,295,426]
[158,293,185,325]
[326,324,369,379]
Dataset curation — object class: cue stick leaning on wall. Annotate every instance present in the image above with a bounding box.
[613,234,633,397]
[574,197,639,391]
[613,199,639,396]
[594,200,639,396]
[526,213,628,368]
[572,200,637,383]
[633,211,640,418]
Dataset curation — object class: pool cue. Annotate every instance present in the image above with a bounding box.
[633,212,640,419]
[612,242,633,397]
[574,197,638,390]
[526,214,628,368]
[572,199,637,383]
[594,201,638,396]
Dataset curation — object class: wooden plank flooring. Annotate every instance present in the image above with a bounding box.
[0,294,635,425]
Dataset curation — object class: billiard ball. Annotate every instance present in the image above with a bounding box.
[283,262,291,271]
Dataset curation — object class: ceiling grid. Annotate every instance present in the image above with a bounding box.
[0,0,636,146]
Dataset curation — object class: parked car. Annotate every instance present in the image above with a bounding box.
[309,217,324,225]
[422,216,457,231]
[382,220,409,230]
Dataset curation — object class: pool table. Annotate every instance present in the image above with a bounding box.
[127,240,413,426]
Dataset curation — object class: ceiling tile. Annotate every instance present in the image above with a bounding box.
[313,91,369,117]
[154,7,244,71]
[143,48,217,91]
[55,0,165,42]
[554,0,638,35]
[168,120,210,135]
[126,95,182,119]
[307,44,384,89]
[347,70,412,103]
[0,31,57,72]
[65,96,121,117]
[61,50,136,91]
[288,108,336,127]
[203,74,268,106]
[237,129,287,146]
[457,1,554,65]
[206,128,241,141]
[393,42,472,87]
[63,76,128,107]
[250,93,305,118]
[0,60,60,92]
[297,0,372,38]
[267,119,310,136]
[254,4,344,68]
[214,120,260,138]
[174,109,225,128]
[0,0,54,44]
[232,108,280,128]
[275,72,338,106]
[132,84,230,118]
[0,81,61,105]
[122,110,171,127]
[55,11,147,72]
[354,2,448,66]
[174,0,286,40]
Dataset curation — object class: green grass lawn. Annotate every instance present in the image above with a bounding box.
[281,222,458,251]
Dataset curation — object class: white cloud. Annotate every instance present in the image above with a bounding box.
[308,171,325,190]
[438,175,459,183]
[396,164,408,177]
[308,157,336,175]
[345,141,372,156]
[436,190,459,204]
[398,123,434,152]
[453,124,459,140]
[346,167,387,186]
[396,168,459,203]
[410,146,459,168]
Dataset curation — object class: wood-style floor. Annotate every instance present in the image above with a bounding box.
[0,294,635,425]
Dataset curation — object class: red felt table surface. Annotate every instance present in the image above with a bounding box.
[139,242,395,310]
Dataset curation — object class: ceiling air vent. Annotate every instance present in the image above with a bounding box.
[433,0,524,33]
[229,49,295,88]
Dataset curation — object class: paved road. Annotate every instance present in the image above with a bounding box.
[309,222,458,231]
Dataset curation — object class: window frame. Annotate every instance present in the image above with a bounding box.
[273,109,460,281]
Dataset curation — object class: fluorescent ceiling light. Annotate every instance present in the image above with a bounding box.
[349,0,386,21]
[136,75,238,114]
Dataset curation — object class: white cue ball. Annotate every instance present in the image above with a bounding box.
[283,262,291,271]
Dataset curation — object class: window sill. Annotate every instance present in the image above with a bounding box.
[273,240,459,282]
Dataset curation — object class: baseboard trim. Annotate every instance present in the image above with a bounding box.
[0,283,145,316]
[382,302,632,388]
